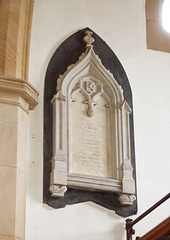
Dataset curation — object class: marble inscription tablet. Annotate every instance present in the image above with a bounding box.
[71,92,112,178]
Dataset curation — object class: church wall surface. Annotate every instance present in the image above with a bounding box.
[26,0,170,239]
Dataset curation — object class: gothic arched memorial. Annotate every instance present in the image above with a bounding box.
[44,28,137,216]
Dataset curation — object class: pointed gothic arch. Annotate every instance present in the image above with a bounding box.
[44,28,137,217]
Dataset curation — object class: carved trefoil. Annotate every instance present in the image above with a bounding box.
[49,31,135,205]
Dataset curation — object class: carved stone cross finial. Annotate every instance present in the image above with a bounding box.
[83,31,95,47]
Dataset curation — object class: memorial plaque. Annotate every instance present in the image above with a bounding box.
[48,29,136,210]
[71,92,112,178]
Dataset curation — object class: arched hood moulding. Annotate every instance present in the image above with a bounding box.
[44,28,137,217]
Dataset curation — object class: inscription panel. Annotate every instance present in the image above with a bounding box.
[71,92,112,178]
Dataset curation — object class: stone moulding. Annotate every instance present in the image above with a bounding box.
[0,76,39,113]
[49,31,136,206]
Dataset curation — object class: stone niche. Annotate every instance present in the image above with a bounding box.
[44,28,137,217]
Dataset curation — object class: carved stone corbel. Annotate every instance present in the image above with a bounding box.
[119,194,136,206]
[49,185,67,198]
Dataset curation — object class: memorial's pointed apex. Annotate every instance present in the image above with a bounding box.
[83,31,95,47]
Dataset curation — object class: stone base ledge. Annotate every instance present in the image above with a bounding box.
[0,76,39,113]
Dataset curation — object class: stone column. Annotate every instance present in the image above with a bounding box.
[0,0,34,80]
[0,1,37,240]
[0,77,38,240]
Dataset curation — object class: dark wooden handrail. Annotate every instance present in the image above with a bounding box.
[126,193,170,240]
[138,216,170,240]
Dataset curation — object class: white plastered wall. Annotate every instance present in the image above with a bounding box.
[26,0,170,239]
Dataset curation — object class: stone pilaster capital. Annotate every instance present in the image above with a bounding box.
[0,76,39,113]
